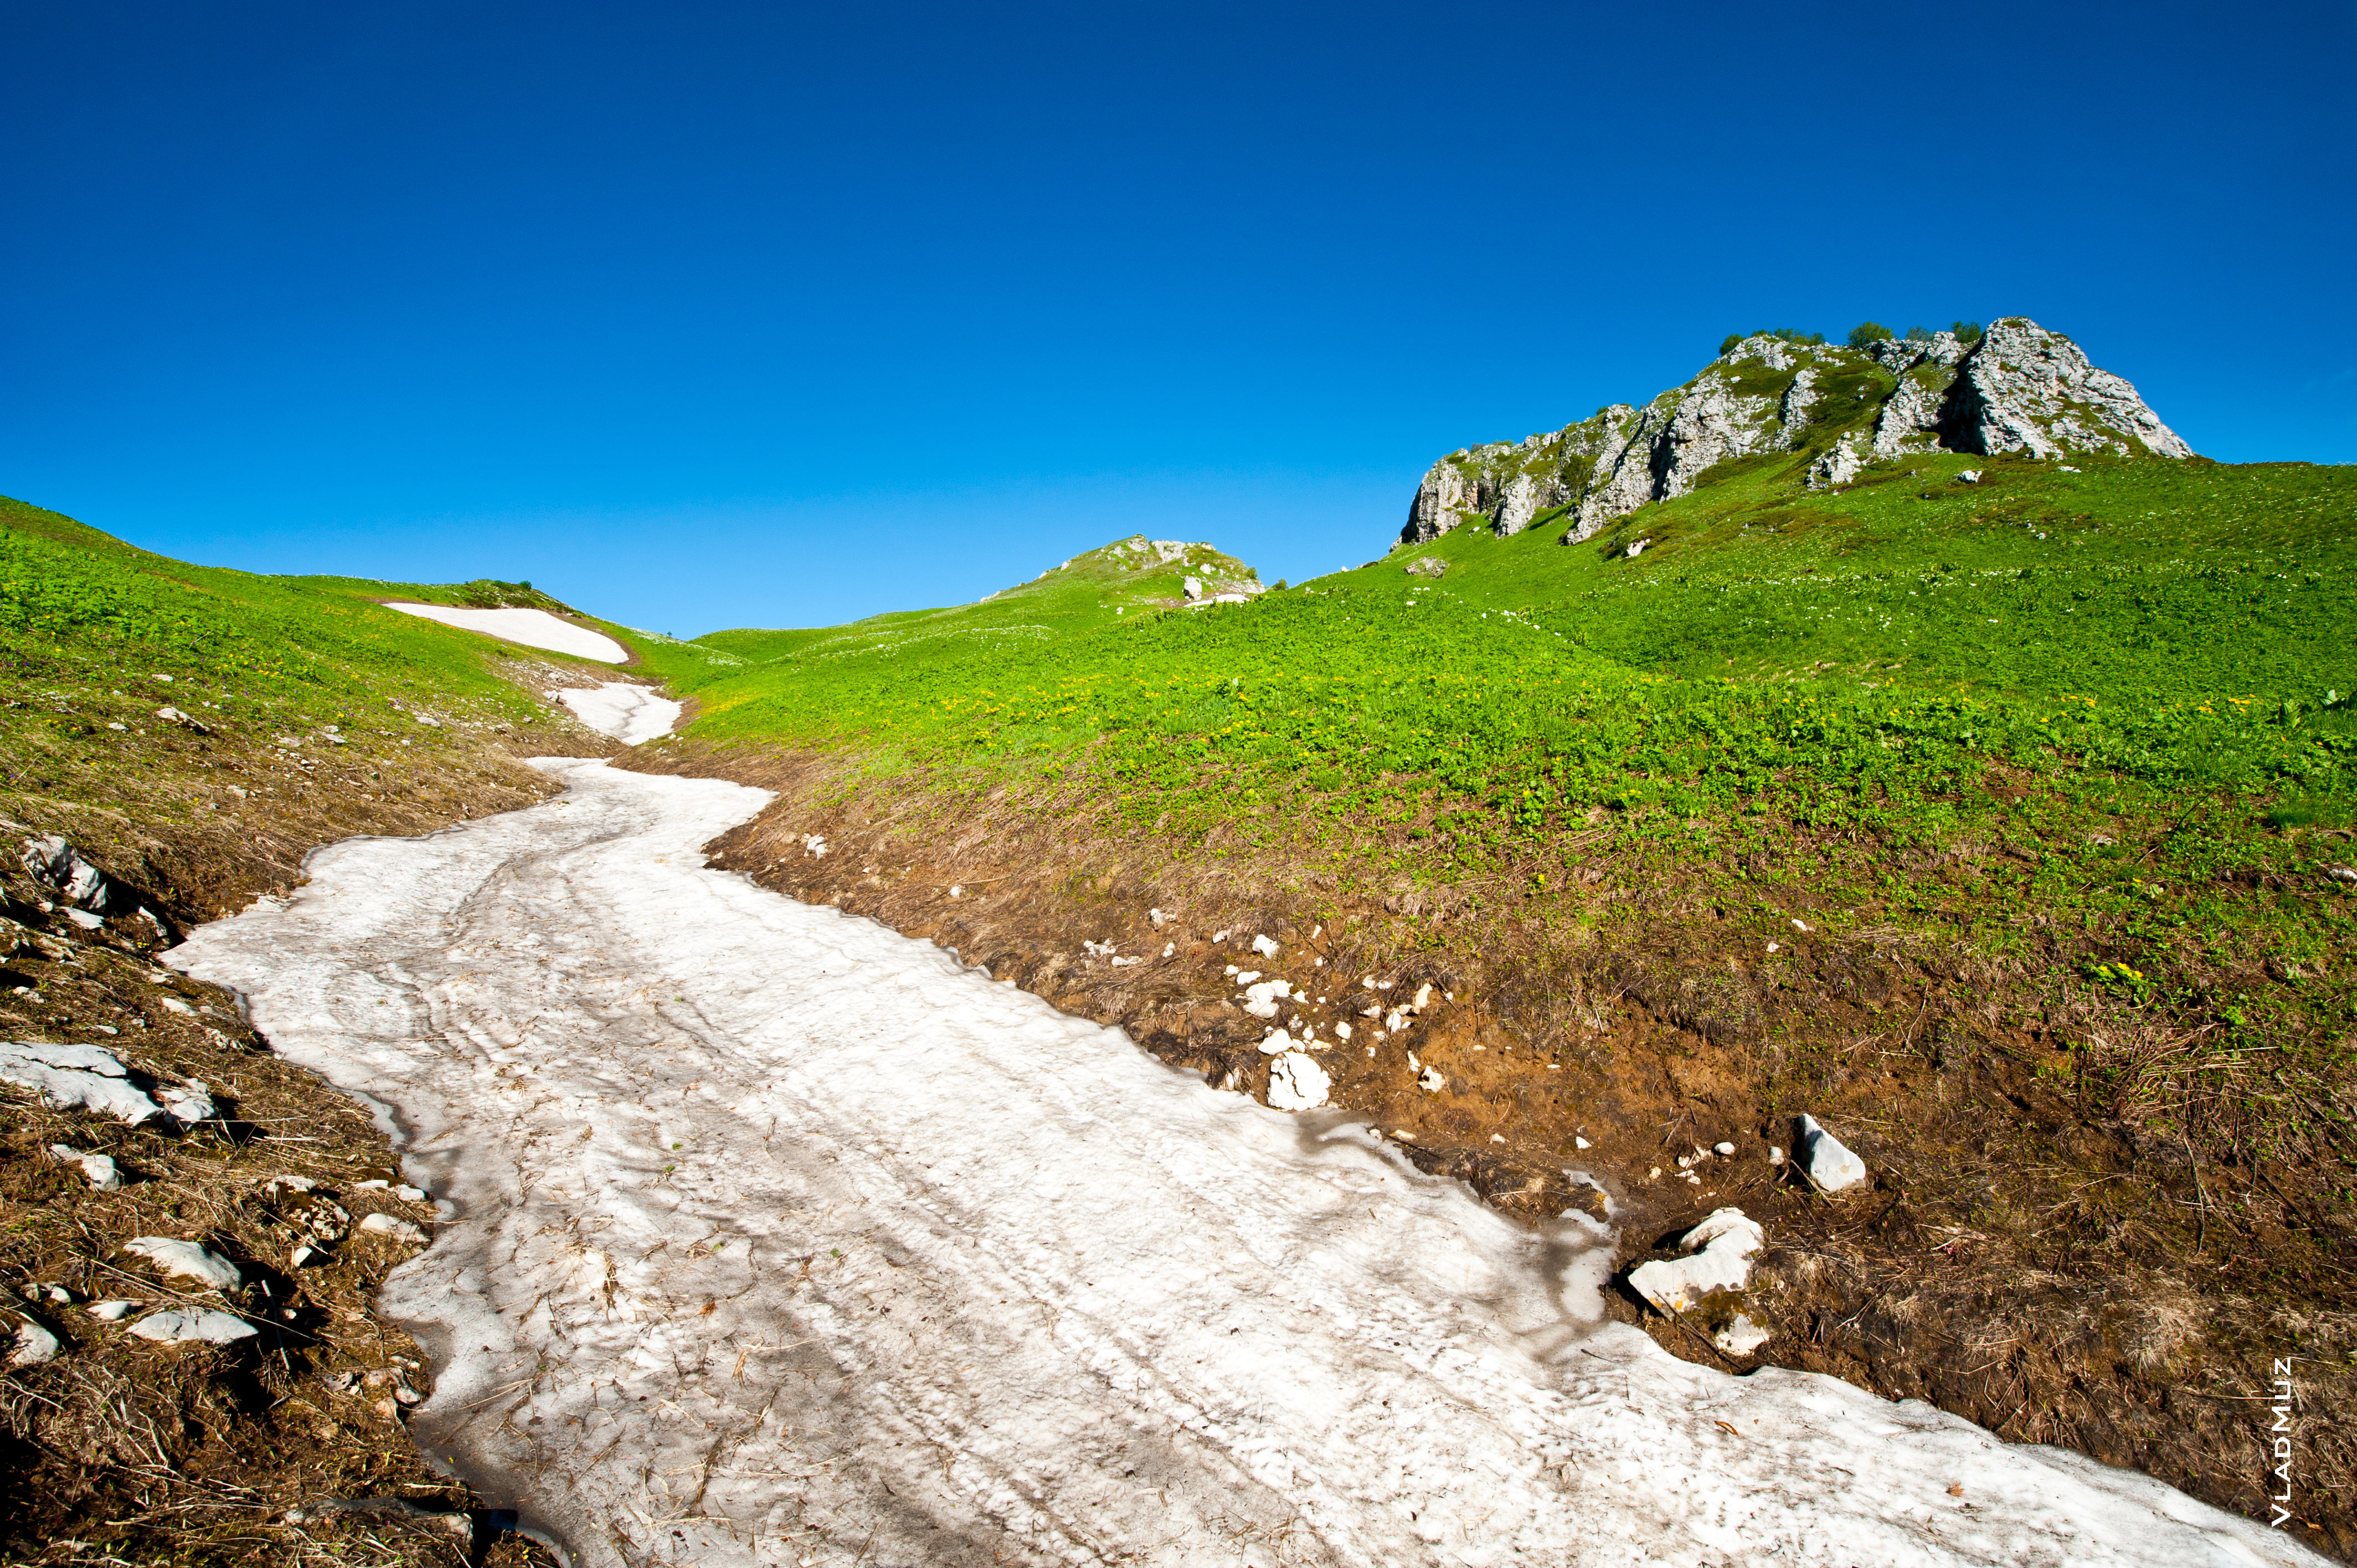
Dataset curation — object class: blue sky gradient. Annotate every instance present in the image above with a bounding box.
[5,1,2351,635]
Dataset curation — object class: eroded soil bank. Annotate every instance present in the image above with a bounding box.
[627,740,2357,1560]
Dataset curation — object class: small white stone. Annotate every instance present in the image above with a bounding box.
[88,1300,136,1322]
[359,1213,428,1245]
[1257,1031,1293,1056]
[1417,1065,1446,1094]
[1251,934,1279,958]
[290,1246,318,1268]
[10,1319,60,1366]
[131,1308,256,1345]
[1790,919,1809,932]
[1212,930,1230,942]
[1334,1021,1352,1040]
[124,1237,240,1291]
[1714,1142,1736,1157]
[1574,1136,1591,1150]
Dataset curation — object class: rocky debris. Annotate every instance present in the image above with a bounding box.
[161,1079,217,1124]
[9,1317,60,1366]
[20,833,126,915]
[1182,576,1203,601]
[0,1040,166,1124]
[49,1143,122,1189]
[1627,1208,1767,1313]
[129,1308,258,1345]
[359,1213,428,1245]
[1795,1113,1868,1192]
[86,1300,135,1321]
[1250,933,1280,957]
[123,1236,242,1291]
[153,705,210,733]
[1399,321,2190,547]
[1624,538,1651,559]
[1403,556,1445,579]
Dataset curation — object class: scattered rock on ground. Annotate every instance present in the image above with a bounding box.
[1403,556,1445,578]
[123,1236,242,1291]
[1627,1207,1767,1314]
[0,1041,164,1123]
[1795,1113,1868,1192]
[1714,1314,1771,1355]
[129,1308,258,1345]
[49,1143,122,1189]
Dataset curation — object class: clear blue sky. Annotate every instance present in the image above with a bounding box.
[5,2,2351,636]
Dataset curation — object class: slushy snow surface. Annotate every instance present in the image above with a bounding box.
[380,602,628,663]
[168,762,2320,1568]
[554,681,682,744]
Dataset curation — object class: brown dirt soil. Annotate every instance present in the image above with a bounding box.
[0,664,637,1564]
[629,739,2357,1560]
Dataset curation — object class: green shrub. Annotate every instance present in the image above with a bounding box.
[1953,320,1984,344]
[1847,321,1895,347]
[1905,325,1933,343]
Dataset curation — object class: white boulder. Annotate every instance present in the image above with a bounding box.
[48,1144,121,1189]
[1627,1208,1766,1314]
[130,1309,256,1345]
[1796,1114,1868,1193]
[0,1042,163,1124]
[123,1237,241,1291]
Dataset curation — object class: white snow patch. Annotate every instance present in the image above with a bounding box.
[49,1144,121,1189]
[382,603,627,663]
[553,682,680,745]
[163,761,2330,1568]
[1265,1053,1330,1111]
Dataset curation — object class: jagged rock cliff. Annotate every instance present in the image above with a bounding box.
[1399,319,2190,548]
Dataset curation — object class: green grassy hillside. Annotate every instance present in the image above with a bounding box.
[0,493,617,919]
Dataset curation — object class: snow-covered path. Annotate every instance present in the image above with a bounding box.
[169,762,2316,1568]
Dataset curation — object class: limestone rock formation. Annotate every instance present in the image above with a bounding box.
[1397,320,2189,549]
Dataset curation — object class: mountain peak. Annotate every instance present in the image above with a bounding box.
[1401,318,2190,549]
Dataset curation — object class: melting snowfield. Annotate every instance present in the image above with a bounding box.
[170,762,2319,1568]
[380,602,630,663]
[555,680,683,745]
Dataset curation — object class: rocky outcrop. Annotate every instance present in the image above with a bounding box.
[1397,321,2189,545]
[1938,318,2192,458]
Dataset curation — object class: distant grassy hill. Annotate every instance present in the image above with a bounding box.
[0,493,619,919]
